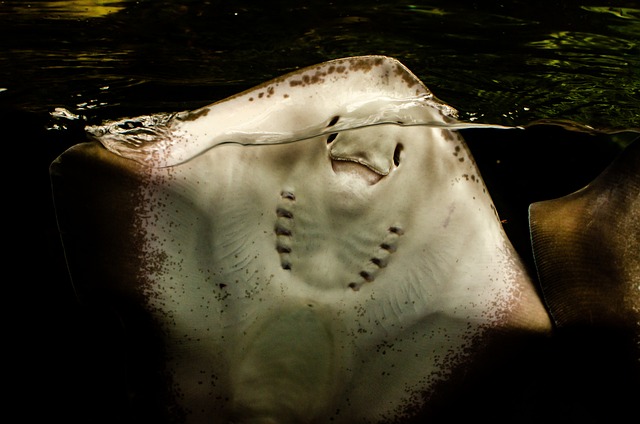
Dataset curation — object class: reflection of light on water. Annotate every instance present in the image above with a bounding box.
[47,107,86,131]
[12,0,128,18]
[528,31,637,51]
[50,107,83,120]
[581,6,640,20]
[405,5,448,17]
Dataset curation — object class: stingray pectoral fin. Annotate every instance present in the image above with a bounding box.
[50,141,146,301]
[529,138,640,335]
[87,55,436,168]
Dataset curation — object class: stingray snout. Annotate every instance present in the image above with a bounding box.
[327,126,403,185]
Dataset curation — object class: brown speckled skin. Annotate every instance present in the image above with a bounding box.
[51,139,551,424]
[50,143,182,421]
[51,57,555,423]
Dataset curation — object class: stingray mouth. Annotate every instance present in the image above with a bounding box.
[330,158,385,185]
[324,115,404,185]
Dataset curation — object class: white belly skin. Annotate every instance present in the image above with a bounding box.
[131,127,550,423]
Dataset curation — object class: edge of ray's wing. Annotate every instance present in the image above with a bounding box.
[50,141,146,301]
[529,138,640,336]
[85,56,457,168]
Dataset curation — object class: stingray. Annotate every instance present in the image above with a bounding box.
[51,55,615,422]
[529,138,640,341]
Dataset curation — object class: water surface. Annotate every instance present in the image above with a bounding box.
[2,0,638,131]
[3,1,638,422]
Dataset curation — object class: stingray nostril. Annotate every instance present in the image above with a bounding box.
[393,143,403,167]
[326,116,340,144]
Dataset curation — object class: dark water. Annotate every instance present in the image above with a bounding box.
[2,0,639,130]
[4,0,639,422]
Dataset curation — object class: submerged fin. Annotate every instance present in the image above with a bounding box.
[529,138,640,335]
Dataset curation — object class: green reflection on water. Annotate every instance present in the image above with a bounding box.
[581,6,640,21]
[11,0,127,18]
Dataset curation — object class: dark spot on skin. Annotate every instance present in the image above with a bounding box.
[310,71,326,84]
[471,175,476,181]
[258,92,264,98]
[283,94,289,98]
[393,64,418,88]
[441,129,454,141]
[249,97,254,102]
[348,57,383,73]
[348,282,360,291]
[178,108,210,122]
[267,86,274,97]
[219,283,227,289]
[290,80,302,87]
[281,262,291,270]
[336,66,346,73]
[303,75,310,84]
[458,157,464,162]
[328,65,335,74]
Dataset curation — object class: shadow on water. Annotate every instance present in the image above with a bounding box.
[2,0,638,422]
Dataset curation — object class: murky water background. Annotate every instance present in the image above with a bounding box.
[2,0,639,131]
[3,0,638,422]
